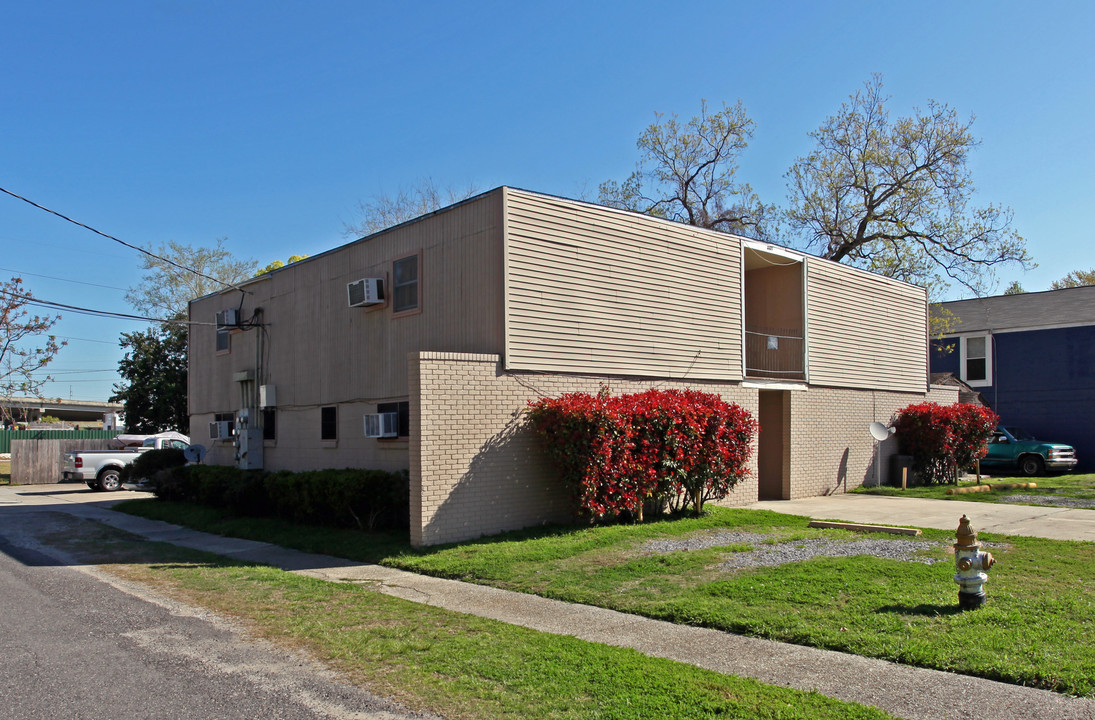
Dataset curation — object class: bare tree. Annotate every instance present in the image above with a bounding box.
[599,99,775,239]
[125,238,257,318]
[0,277,65,424]
[345,179,480,238]
[786,74,1032,297]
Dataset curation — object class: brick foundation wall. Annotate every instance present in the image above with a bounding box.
[410,352,757,547]
[410,352,960,547]
[787,384,958,497]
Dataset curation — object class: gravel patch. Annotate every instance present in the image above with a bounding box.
[998,494,1095,509]
[641,531,954,569]
[719,537,951,569]
[642,531,775,555]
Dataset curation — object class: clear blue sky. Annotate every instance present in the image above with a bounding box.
[3,0,1092,402]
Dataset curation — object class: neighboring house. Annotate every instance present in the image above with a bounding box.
[931,285,1095,472]
[189,187,956,546]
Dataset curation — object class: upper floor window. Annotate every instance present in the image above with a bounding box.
[392,252,420,314]
[961,335,992,387]
[215,308,239,354]
[216,328,230,353]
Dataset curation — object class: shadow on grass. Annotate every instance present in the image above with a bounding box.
[876,603,962,617]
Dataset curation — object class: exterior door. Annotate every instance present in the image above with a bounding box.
[757,390,788,500]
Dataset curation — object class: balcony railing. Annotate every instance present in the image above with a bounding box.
[745,328,805,381]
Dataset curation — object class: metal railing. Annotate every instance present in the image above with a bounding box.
[744,328,805,380]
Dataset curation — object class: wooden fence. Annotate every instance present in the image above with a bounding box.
[0,429,119,453]
[11,438,115,485]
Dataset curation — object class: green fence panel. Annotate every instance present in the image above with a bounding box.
[0,429,120,454]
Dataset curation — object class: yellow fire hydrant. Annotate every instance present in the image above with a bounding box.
[954,515,996,610]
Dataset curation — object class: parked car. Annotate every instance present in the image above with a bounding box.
[980,426,1078,476]
[62,433,190,491]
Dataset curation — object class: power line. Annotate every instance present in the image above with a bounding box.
[0,266,126,291]
[0,186,247,295]
[0,287,214,325]
[57,336,119,345]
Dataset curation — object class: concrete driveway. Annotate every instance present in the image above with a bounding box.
[749,493,1095,542]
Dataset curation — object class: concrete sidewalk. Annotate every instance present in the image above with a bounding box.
[3,483,1095,720]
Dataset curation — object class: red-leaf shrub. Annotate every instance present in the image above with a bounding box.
[527,387,757,519]
[891,402,998,485]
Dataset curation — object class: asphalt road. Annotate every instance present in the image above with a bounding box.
[0,509,430,720]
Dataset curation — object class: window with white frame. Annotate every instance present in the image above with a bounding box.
[961,335,992,386]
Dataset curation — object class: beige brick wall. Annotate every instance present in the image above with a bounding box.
[787,384,957,497]
[410,352,758,546]
[409,353,958,546]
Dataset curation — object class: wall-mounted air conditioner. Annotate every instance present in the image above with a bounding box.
[364,412,399,438]
[259,385,276,408]
[347,278,384,307]
[216,309,240,328]
[209,420,233,440]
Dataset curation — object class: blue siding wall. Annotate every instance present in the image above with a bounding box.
[930,339,960,378]
[931,327,1095,472]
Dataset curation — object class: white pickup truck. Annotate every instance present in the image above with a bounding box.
[62,433,190,491]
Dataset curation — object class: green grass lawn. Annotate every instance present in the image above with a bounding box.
[42,513,893,720]
[854,472,1095,507]
[118,499,1095,696]
[0,458,10,484]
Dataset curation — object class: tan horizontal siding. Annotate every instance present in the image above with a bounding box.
[504,189,743,381]
[805,258,927,393]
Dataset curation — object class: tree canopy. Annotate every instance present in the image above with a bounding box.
[125,238,257,318]
[110,323,188,433]
[256,255,309,276]
[599,100,774,240]
[345,179,479,238]
[0,277,65,422]
[785,75,1031,296]
[1050,269,1095,290]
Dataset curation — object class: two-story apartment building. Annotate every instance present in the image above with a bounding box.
[189,187,956,546]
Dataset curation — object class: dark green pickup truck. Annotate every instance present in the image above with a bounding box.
[981,426,1078,476]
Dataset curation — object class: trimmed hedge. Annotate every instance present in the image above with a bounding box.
[153,465,410,531]
[528,387,757,520]
[892,402,999,485]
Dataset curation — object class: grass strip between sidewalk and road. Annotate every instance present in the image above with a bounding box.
[118,499,1095,697]
[41,514,892,720]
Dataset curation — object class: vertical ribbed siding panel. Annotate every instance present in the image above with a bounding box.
[503,189,744,381]
[805,258,928,393]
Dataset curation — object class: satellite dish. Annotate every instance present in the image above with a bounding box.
[869,422,894,442]
[183,444,207,464]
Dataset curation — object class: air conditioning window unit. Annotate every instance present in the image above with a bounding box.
[364,412,399,438]
[216,308,240,328]
[209,420,233,440]
[347,278,384,307]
